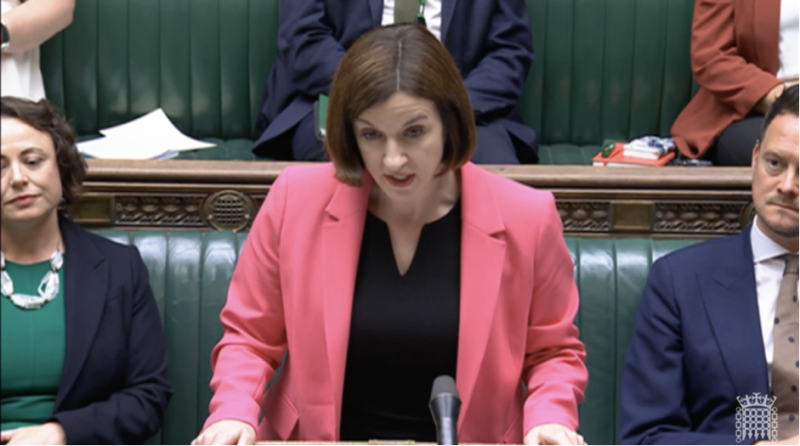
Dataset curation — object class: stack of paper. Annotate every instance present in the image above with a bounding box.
[77,109,216,160]
[623,136,676,160]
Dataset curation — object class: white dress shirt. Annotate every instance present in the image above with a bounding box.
[751,217,796,386]
[776,0,799,82]
[1,0,46,100]
[381,0,443,41]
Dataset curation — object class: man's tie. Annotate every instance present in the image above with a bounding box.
[773,254,799,439]
[394,0,419,24]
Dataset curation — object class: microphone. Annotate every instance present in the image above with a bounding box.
[429,375,461,445]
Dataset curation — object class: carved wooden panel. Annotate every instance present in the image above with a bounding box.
[653,201,751,234]
[115,195,205,227]
[76,194,757,236]
[610,201,655,232]
[202,190,257,231]
[75,160,754,237]
[557,201,611,233]
[552,200,754,235]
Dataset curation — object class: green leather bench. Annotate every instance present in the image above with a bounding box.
[42,0,696,165]
[94,229,700,445]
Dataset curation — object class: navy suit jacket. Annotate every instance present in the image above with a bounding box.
[619,227,771,444]
[47,216,172,444]
[253,0,536,157]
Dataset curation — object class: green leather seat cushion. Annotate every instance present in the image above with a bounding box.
[86,137,598,164]
[179,141,597,164]
[539,144,600,165]
[76,136,275,162]
[106,138,597,164]
[173,139,275,161]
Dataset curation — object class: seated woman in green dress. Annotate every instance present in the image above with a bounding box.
[0,97,172,445]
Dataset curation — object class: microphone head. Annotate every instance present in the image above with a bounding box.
[430,375,459,402]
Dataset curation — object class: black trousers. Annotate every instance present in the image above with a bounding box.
[707,115,763,166]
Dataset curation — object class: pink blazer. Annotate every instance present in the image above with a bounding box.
[203,162,587,444]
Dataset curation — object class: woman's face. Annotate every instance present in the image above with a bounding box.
[353,92,446,202]
[0,117,63,226]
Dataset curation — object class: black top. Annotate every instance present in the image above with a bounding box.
[339,202,462,442]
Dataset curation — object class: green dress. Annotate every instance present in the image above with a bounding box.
[0,260,66,431]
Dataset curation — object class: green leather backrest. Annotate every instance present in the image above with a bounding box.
[43,0,694,146]
[41,0,280,140]
[93,229,700,445]
[566,237,699,444]
[95,230,248,446]
[520,0,696,145]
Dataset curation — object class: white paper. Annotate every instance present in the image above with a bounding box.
[77,136,179,160]
[98,109,215,152]
[76,108,216,160]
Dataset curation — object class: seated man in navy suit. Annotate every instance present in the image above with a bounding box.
[253,0,537,164]
[620,85,799,444]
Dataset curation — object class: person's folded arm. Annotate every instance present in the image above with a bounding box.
[462,0,534,117]
[690,0,782,115]
[49,247,172,445]
[618,259,736,445]
[278,0,347,97]
[521,194,588,436]
[201,169,292,434]
[1,0,74,53]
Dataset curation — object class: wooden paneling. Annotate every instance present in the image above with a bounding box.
[72,160,753,237]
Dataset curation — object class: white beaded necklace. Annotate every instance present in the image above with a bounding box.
[1,246,64,310]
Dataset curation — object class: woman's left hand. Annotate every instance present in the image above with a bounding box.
[524,423,586,445]
[0,422,66,445]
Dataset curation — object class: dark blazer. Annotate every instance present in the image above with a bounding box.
[671,0,782,159]
[619,227,769,444]
[47,216,172,444]
[253,0,536,158]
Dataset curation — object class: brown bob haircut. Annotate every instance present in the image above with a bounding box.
[1,96,86,205]
[326,24,476,186]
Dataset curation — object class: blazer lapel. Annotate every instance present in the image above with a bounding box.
[368,0,384,27]
[750,0,780,74]
[699,229,770,398]
[441,0,457,43]
[54,216,108,409]
[322,176,371,435]
[455,163,506,431]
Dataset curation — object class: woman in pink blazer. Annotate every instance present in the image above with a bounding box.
[193,24,587,446]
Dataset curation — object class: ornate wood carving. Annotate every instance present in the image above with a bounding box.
[76,160,754,237]
[115,195,205,227]
[654,201,751,233]
[552,200,753,235]
[739,202,757,228]
[557,201,611,233]
[202,190,257,232]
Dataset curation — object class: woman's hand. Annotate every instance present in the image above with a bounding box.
[191,420,256,445]
[0,422,66,445]
[524,423,586,445]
